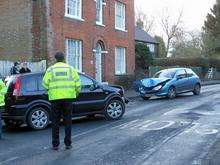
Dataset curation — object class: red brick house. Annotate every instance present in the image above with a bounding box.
[0,0,135,83]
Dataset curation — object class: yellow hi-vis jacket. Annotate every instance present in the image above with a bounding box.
[42,62,81,101]
[0,79,7,106]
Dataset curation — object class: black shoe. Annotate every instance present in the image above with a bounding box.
[52,146,59,151]
[65,145,72,150]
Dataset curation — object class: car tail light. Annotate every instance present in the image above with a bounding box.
[13,77,21,96]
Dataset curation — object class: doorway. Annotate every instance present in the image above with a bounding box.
[95,43,102,82]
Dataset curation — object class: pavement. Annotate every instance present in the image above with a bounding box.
[125,80,220,99]
[0,84,220,165]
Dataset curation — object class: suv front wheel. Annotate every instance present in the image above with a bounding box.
[27,107,49,130]
[104,99,125,120]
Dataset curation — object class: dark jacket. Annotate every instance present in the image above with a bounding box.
[10,66,20,75]
[19,68,31,74]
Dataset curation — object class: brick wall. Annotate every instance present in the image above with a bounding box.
[0,0,135,83]
[32,0,47,61]
[47,0,135,83]
[0,0,33,61]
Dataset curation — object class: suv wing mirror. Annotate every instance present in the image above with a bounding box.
[89,83,100,91]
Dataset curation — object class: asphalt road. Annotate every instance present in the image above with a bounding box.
[0,84,220,165]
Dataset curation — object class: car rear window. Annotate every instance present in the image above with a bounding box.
[38,75,45,91]
[186,69,196,77]
[21,76,38,92]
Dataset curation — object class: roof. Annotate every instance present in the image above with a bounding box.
[135,26,159,44]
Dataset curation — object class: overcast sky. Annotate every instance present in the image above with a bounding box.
[135,0,216,37]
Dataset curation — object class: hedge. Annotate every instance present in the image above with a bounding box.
[152,57,220,68]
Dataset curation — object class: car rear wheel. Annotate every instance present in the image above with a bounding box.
[104,100,125,120]
[141,96,151,100]
[167,87,176,99]
[193,84,201,95]
[27,107,49,130]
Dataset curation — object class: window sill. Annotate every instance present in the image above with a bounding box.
[65,14,85,22]
[115,73,127,76]
[95,22,105,27]
[115,27,128,32]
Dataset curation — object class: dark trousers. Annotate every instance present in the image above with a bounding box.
[0,106,4,139]
[51,99,73,147]
[0,109,2,139]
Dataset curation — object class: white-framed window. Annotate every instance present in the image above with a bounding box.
[115,1,126,31]
[65,0,83,20]
[66,39,82,72]
[147,44,155,53]
[96,0,103,25]
[115,47,126,75]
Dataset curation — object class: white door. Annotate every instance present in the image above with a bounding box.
[95,44,102,82]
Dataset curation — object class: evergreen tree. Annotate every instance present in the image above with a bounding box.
[203,0,220,56]
[135,43,153,69]
[154,36,166,57]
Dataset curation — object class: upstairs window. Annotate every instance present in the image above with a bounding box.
[96,0,104,25]
[65,0,82,20]
[115,1,126,31]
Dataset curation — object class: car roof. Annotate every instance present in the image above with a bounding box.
[11,71,95,81]
[11,71,85,76]
[159,68,190,72]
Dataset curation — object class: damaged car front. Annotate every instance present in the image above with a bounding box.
[134,69,176,100]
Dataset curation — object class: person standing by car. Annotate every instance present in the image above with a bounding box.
[10,62,20,75]
[19,62,31,74]
[42,52,81,150]
[0,79,7,139]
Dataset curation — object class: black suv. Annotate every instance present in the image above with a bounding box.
[2,72,127,130]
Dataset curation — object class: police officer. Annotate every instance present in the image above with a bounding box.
[42,52,81,150]
[0,79,7,139]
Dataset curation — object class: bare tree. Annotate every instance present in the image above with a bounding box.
[160,9,183,57]
[135,9,155,34]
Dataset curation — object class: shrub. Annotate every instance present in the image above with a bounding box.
[114,75,135,90]
[135,43,153,69]
[152,57,220,68]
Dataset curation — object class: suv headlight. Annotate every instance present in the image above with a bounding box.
[153,85,162,91]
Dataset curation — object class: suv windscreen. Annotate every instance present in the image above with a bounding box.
[79,74,94,90]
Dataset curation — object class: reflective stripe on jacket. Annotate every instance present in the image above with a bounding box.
[0,79,7,106]
[42,62,81,101]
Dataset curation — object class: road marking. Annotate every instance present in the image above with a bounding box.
[185,123,201,133]
[129,120,153,130]
[141,121,175,131]
[72,120,123,139]
[111,119,140,129]
[0,157,19,165]
[138,121,158,130]
[112,120,190,132]
[195,129,218,135]
[41,120,126,150]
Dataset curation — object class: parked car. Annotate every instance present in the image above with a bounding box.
[133,68,201,100]
[2,72,128,130]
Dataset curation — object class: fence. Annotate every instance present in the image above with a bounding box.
[0,60,47,77]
